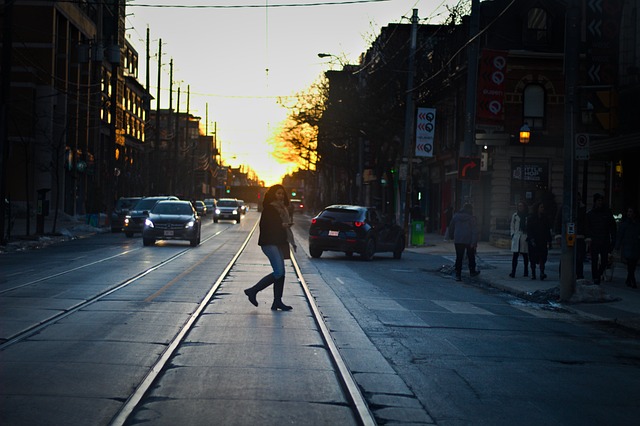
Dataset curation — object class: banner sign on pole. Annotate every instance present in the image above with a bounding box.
[415,107,435,157]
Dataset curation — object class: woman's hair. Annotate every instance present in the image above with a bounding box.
[263,184,290,207]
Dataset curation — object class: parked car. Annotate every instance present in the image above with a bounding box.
[123,196,178,237]
[213,198,242,223]
[142,200,201,247]
[288,198,304,217]
[193,200,207,216]
[111,197,141,232]
[308,205,405,260]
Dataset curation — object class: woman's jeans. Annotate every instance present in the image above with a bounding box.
[262,245,285,279]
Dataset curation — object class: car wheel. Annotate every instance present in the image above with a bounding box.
[125,232,134,238]
[310,248,323,258]
[361,238,375,261]
[143,238,155,246]
[214,218,218,223]
[190,237,199,247]
[393,238,404,259]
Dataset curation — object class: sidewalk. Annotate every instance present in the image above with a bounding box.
[407,233,640,333]
[1,214,107,253]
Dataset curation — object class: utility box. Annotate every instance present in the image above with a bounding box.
[411,220,424,246]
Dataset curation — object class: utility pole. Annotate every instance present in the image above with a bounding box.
[144,26,150,194]
[174,86,180,194]
[401,9,418,241]
[108,0,120,216]
[560,0,581,301]
[461,0,480,204]
[154,39,161,194]
[168,59,174,193]
[0,0,14,244]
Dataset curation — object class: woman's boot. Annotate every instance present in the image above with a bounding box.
[509,253,517,278]
[244,273,275,307]
[271,276,292,311]
[531,265,536,280]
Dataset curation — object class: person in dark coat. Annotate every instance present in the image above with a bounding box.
[244,184,296,310]
[585,193,617,284]
[448,203,480,281]
[615,207,640,288]
[527,202,552,280]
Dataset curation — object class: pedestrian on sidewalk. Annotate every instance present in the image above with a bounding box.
[615,206,640,288]
[585,193,617,284]
[244,184,296,311]
[509,201,529,278]
[448,203,480,281]
[527,202,552,280]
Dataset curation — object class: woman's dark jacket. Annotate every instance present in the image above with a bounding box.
[526,213,552,248]
[258,204,287,246]
[448,210,478,245]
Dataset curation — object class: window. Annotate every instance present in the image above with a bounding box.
[523,84,545,129]
[524,8,549,45]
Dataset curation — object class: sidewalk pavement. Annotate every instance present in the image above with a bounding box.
[406,233,640,334]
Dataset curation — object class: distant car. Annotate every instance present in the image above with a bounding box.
[237,199,247,215]
[142,200,201,247]
[288,199,304,217]
[213,198,242,223]
[123,196,179,237]
[308,205,405,260]
[193,200,207,216]
[111,197,141,232]
[204,198,216,212]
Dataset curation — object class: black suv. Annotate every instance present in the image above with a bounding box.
[308,205,405,260]
[123,196,178,237]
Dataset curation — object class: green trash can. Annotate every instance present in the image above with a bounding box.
[411,220,424,246]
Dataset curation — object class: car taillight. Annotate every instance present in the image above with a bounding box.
[354,221,364,227]
[311,218,317,224]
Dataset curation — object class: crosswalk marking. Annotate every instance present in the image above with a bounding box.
[432,300,495,315]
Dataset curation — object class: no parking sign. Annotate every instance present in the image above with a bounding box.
[575,133,590,160]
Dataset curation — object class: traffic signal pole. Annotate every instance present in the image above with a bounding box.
[560,0,580,301]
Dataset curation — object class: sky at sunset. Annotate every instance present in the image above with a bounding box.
[126,0,462,186]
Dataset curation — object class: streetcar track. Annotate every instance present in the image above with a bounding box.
[109,219,375,426]
[0,228,225,296]
[0,229,227,349]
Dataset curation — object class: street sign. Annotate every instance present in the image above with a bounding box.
[575,133,590,160]
[458,157,481,180]
[415,107,435,157]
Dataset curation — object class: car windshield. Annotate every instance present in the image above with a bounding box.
[319,208,362,222]
[152,203,192,215]
[217,200,237,207]
[134,198,163,210]
[116,198,139,209]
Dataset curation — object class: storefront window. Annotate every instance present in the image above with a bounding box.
[511,158,549,205]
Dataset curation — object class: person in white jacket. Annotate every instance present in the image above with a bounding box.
[509,201,529,278]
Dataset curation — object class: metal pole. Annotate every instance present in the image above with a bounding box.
[560,0,580,301]
[401,9,418,242]
[462,0,480,202]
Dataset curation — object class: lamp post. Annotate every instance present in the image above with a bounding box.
[519,124,530,203]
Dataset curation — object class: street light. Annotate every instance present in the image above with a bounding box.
[519,123,530,203]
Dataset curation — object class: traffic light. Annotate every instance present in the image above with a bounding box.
[291,189,297,197]
[225,186,230,194]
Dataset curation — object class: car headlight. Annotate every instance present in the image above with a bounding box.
[124,216,131,225]
[185,220,195,228]
[144,218,154,228]
[215,209,220,214]
[232,209,238,214]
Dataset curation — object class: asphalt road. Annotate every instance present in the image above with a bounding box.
[1,212,639,425]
